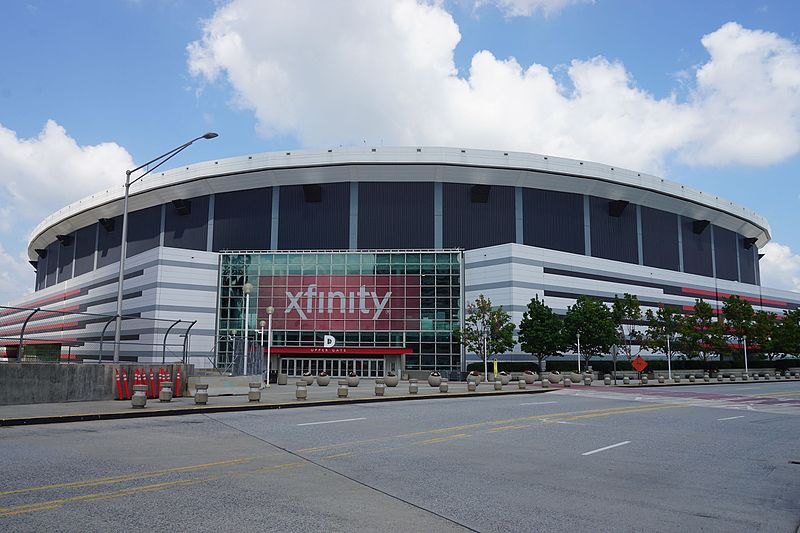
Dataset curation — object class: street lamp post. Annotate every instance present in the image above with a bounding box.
[243,283,253,375]
[112,132,218,362]
[576,333,581,373]
[743,335,749,375]
[666,335,672,380]
[265,306,274,386]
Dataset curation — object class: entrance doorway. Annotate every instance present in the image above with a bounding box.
[279,357,385,378]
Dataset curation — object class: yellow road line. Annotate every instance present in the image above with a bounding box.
[542,403,689,423]
[418,433,469,445]
[489,425,529,432]
[322,452,353,460]
[0,476,219,517]
[297,404,667,454]
[0,460,308,518]
[0,456,259,497]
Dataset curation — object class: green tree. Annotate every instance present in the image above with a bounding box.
[720,295,754,360]
[456,294,516,379]
[562,295,616,365]
[518,296,566,371]
[611,293,643,362]
[676,299,719,368]
[750,310,779,360]
[775,308,800,358]
[644,304,682,358]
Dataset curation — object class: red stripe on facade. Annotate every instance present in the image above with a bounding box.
[680,287,786,307]
[0,305,82,328]
[0,289,83,318]
[0,321,82,336]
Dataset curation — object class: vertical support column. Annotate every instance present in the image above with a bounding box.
[92,222,100,271]
[434,182,443,249]
[635,204,644,265]
[677,215,684,272]
[206,193,215,252]
[270,186,280,250]
[68,232,77,280]
[349,182,358,250]
[158,204,166,247]
[515,187,524,244]
[735,234,742,282]
[710,224,717,278]
[583,195,591,256]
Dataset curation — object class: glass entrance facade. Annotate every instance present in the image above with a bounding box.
[217,250,463,373]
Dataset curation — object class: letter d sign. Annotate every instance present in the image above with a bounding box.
[323,335,336,348]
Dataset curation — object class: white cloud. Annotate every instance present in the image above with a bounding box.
[0,120,133,304]
[478,0,588,17]
[0,243,34,306]
[188,2,800,174]
[759,242,800,292]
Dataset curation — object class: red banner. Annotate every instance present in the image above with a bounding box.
[258,275,420,331]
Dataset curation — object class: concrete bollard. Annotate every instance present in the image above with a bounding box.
[494,380,503,391]
[703,374,710,382]
[541,379,549,389]
[468,381,477,392]
[159,381,173,403]
[604,376,611,385]
[717,374,724,382]
[295,381,308,400]
[658,375,665,383]
[583,376,592,386]
[194,383,209,405]
[774,373,781,380]
[763,373,770,380]
[337,380,349,398]
[518,379,526,390]
[742,374,749,381]
[409,379,418,394]
[729,375,736,381]
[277,373,288,385]
[375,378,386,396]
[248,382,261,402]
[132,384,147,408]
[622,376,630,385]
[689,375,696,382]
[752,373,759,380]
[439,381,449,393]
[563,378,572,388]
[641,375,648,385]
[674,376,681,383]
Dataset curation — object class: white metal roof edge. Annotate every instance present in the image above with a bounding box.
[27,146,771,261]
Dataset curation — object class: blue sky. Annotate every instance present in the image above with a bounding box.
[1,0,799,303]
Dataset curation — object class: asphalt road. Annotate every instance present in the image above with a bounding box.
[1,381,798,532]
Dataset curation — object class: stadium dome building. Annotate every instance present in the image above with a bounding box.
[3,146,798,376]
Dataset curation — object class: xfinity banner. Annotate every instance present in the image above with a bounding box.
[258,275,420,331]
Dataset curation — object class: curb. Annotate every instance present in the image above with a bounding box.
[0,387,551,427]
[619,379,798,388]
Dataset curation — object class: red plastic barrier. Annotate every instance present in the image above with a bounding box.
[115,369,123,400]
[174,367,181,397]
[121,368,130,400]
[149,368,156,398]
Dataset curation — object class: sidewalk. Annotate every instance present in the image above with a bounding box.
[0,379,550,427]
[2,376,795,427]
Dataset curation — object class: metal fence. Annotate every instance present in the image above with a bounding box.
[0,305,197,365]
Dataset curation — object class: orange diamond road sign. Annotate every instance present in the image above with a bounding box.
[632,356,648,373]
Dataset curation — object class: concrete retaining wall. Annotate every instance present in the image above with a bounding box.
[0,363,192,405]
